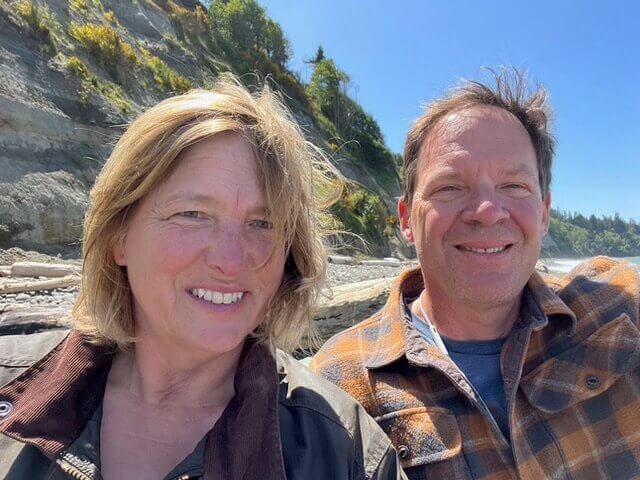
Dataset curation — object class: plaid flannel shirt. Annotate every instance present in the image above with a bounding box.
[310,257,640,480]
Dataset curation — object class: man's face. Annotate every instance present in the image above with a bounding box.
[399,105,551,311]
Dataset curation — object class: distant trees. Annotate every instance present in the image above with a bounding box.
[208,0,290,68]
[547,209,640,257]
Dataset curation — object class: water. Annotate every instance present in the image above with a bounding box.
[543,256,640,275]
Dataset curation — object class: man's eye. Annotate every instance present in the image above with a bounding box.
[502,183,529,192]
[250,219,274,230]
[435,185,461,193]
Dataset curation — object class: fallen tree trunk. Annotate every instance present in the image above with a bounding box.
[313,277,393,341]
[0,275,80,294]
[10,262,80,278]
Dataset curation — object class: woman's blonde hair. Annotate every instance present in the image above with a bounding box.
[73,75,340,352]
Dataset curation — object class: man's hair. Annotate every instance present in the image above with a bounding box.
[73,75,340,353]
[402,68,555,205]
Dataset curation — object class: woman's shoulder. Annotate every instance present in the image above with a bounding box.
[276,351,402,480]
[0,329,69,387]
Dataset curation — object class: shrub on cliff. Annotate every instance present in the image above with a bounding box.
[69,23,138,79]
[16,0,58,53]
[141,48,192,94]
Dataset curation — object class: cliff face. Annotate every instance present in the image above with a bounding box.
[0,0,407,257]
[0,1,168,252]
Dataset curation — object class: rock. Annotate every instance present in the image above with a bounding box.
[0,171,89,249]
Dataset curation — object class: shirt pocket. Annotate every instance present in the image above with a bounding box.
[520,313,640,414]
[375,406,462,469]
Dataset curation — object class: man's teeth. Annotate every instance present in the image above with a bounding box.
[461,246,507,254]
[191,288,244,304]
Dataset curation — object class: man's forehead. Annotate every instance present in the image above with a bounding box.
[433,105,522,139]
[420,105,531,158]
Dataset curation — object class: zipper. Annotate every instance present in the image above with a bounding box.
[56,460,95,480]
[55,452,103,480]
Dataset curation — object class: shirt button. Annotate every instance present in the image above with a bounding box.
[504,378,513,386]
[0,401,13,418]
[397,445,410,459]
[585,375,600,389]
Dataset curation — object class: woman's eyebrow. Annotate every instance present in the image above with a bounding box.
[161,192,270,215]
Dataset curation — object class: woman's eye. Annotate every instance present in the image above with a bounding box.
[250,219,274,230]
[176,211,203,219]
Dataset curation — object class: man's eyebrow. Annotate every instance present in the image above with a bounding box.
[499,165,539,178]
[427,169,464,183]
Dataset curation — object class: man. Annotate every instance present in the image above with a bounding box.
[311,70,640,479]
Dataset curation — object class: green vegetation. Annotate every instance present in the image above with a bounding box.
[64,55,133,112]
[208,0,290,68]
[69,0,88,13]
[104,10,116,24]
[331,185,388,242]
[547,209,640,257]
[69,23,138,77]
[306,57,400,194]
[16,0,58,52]
[141,48,191,94]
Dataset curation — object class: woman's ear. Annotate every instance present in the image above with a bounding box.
[112,233,127,266]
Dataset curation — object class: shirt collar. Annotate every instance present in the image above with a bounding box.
[363,266,578,369]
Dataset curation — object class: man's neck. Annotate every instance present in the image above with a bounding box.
[411,289,522,341]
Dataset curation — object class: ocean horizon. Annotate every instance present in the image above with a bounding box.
[542,256,640,275]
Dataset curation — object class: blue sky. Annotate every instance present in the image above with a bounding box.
[260,0,640,221]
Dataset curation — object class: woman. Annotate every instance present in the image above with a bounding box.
[0,77,403,479]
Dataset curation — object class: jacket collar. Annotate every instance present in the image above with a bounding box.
[0,330,287,479]
[0,329,112,458]
[363,266,577,370]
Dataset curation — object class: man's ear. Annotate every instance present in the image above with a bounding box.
[541,191,552,236]
[398,196,414,243]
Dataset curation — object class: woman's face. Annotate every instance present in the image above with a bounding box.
[113,132,285,360]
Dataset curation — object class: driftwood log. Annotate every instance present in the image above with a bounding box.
[313,277,393,341]
[10,261,80,278]
[0,275,80,295]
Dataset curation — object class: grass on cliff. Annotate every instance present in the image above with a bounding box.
[141,48,192,94]
[69,22,138,79]
[64,55,133,112]
[15,0,60,53]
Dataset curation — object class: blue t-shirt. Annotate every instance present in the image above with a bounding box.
[410,310,510,440]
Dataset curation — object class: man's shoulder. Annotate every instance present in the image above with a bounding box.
[310,311,386,380]
[555,256,639,319]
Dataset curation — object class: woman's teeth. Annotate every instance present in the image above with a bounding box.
[190,288,244,304]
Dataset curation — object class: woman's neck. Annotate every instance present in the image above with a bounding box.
[108,338,242,408]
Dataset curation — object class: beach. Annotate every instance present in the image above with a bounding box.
[543,256,640,275]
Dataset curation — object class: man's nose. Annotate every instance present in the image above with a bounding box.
[461,188,509,226]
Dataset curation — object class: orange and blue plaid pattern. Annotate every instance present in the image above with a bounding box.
[311,257,640,479]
